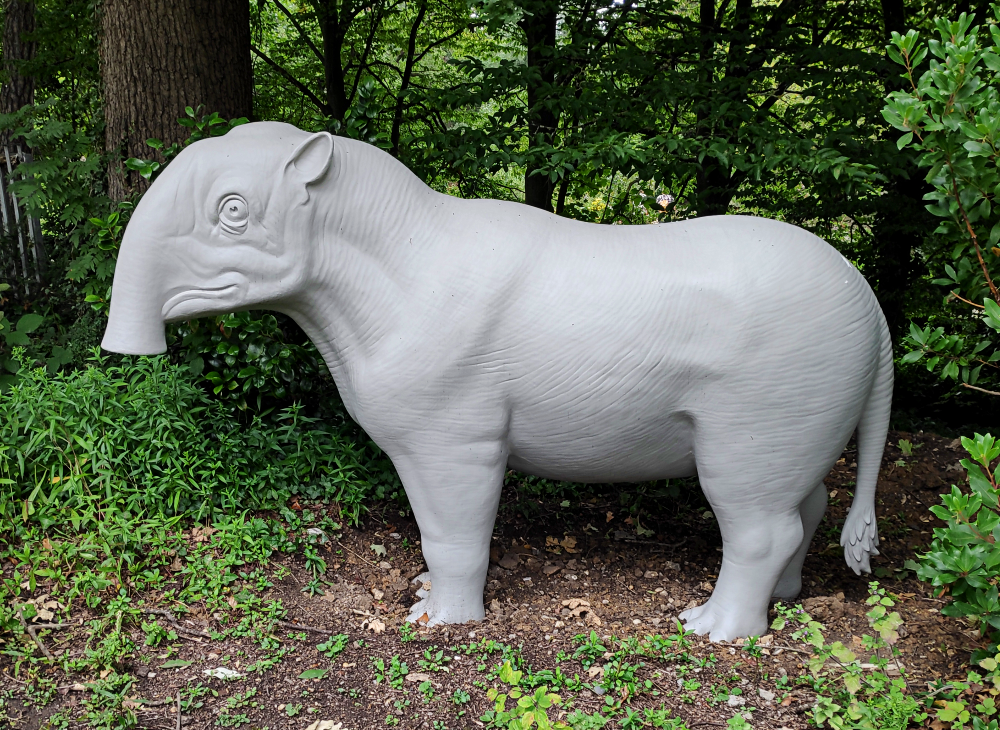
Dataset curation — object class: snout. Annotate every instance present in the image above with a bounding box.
[101,232,168,355]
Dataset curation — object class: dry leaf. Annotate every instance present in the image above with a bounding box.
[35,608,54,622]
[122,700,142,710]
[227,596,238,609]
[305,722,344,730]
[368,619,385,634]
[560,536,578,553]
[99,668,112,679]
[416,612,430,625]
[606,511,614,523]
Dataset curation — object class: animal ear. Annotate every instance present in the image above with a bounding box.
[283,132,334,196]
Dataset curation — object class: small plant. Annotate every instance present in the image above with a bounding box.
[571,630,607,670]
[285,703,302,717]
[452,688,471,705]
[419,680,435,702]
[483,661,569,729]
[317,633,349,659]
[419,646,451,672]
[400,621,419,643]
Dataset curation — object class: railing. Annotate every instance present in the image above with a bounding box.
[0,145,45,299]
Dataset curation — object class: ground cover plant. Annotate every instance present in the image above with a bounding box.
[0,430,995,730]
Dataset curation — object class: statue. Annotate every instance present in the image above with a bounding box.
[101,122,891,641]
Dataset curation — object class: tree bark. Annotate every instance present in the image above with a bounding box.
[313,0,351,121]
[521,0,558,211]
[100,0,253,201]
[870,0,931,342]
[0,0,36,148]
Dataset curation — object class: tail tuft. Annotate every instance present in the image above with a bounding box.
[841,504,880,574]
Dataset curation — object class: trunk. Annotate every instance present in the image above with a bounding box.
[871,0,930,342]
[314,0,350,121]
[390,0,427,157]
[100,0,253,201]
[521,0,558,211]
[101,229,168,354]
[0,0,36,148]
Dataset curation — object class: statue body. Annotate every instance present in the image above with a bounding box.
[102,122,891,640]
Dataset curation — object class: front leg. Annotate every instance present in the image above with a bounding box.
[391,438,507,626]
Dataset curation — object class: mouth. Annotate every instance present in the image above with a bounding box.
[162,283,241,321]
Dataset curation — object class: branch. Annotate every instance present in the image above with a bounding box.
[268,0,325,65]
[251,45,330,115]
[962,382,1000,396]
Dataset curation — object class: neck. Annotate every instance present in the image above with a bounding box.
[279,138,447,381]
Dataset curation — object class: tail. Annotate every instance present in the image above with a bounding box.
[841,313,893,575]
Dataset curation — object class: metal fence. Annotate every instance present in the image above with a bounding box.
[0,145,46,299]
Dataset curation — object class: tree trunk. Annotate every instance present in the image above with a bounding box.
[101,0,253,201]
[870,0,931,342]
[521,0,558,211]
[0,0,36,148]
[313,0,351,121]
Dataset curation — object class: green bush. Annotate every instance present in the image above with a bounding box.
[0,349,400,534]
[916,433,1000,645]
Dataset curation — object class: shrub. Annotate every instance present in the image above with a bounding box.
[916,433,1000,645]
[0,349,400,534]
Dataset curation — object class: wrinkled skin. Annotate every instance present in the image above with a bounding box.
[102,122,891,641]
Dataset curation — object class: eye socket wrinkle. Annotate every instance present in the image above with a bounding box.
[219,193,249,235]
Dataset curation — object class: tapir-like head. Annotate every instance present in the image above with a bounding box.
[101,122,336,355]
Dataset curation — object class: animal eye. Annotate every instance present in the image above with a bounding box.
[219,194,249,234]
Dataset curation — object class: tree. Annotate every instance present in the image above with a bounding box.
[0,0,36,148]
[100,0,253,200]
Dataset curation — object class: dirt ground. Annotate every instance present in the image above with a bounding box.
[0,429,981,729]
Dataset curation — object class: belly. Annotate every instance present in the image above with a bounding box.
[506,408,697,483]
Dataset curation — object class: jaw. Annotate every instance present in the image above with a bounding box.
[162,273,249,322]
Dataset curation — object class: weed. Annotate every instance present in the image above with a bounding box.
[317,633,349,659]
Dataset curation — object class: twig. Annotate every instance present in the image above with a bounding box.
[339,543,380,568]
[142,609,212,639]
[18,609,54,660]
[948,290,986,309]
[277,620,328,634]
[29,620,81,630]
[177,689,182,730]
[773,644,813,655]
[962,382,1000,397]
[138,698,174,707]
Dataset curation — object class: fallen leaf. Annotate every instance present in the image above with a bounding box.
[122,700,142,710]
[35,608,54,622]
[368,619,385,634]
[99,668,111,679]
[370,544,387,557]
[227,596,237,609]
[587,665,604,678]
[405,672,433,683]
[780,697,793,707]
[606,511,614,523]
[305,720,344,730]
[416,612,429,625]
[560,536,579,553]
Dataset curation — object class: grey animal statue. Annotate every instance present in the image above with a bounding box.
[101,121,891,641]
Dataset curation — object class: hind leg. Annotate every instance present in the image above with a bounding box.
[773,481,827,600]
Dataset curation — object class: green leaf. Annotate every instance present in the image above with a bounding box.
[298,668,328,679]
[897,132,914,149]
[16,313,44,333]
[160,659,192,668]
